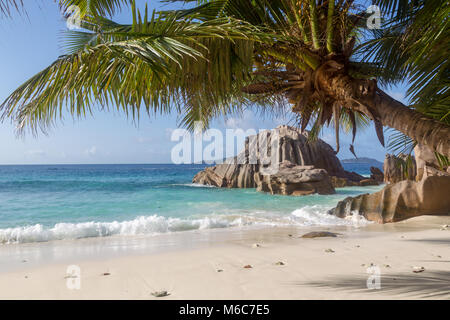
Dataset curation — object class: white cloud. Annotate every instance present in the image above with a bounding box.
[85,146,97,156]
[224,110,259,130]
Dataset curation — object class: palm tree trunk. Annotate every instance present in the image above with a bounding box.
[315,72,450,158]
[366,90,450,158]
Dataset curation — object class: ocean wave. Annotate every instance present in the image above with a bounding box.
[290,205,372,227]
[0,215,244,244]
[173,183,217,188]
[0,206,371,244]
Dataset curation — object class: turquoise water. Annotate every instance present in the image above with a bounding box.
[0,164,383,244]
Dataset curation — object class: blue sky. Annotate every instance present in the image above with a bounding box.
[0,0,408,164]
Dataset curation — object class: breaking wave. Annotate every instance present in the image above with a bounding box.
[0,205,371,244]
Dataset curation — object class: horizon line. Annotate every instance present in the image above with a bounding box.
[0,158,384,166]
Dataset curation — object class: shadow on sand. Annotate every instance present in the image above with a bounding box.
[299,270,450,299]
[405,238,450,246]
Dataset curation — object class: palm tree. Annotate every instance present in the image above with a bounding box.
[1,0,449,157]
[368,0,449,164]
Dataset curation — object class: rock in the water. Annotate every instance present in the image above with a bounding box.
[370,167,384,182]
[301,231,341,238]
[193,125,364,191]
[254,161,335,195]
[359,178,379,186]
[329,175,450,223]
[330,176,350,188]
[383,154,416,183]
[192,163,258,188]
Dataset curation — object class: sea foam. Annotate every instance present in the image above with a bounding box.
[0,215,242,244]
[0,206,370,244]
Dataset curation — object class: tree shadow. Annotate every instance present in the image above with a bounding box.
[406,238,450,246]
[299,270,450,299]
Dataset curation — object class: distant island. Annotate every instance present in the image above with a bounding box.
[340,157,383,166]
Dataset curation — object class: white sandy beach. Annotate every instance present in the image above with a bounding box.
[0,215,448,300]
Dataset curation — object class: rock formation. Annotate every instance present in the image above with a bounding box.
[383,154,416,183]
[329,175,450,223]
[414,143,449,180]
[254,161,335,196]
[358,178,379,186]
[370,166,384,182]
[192,164,258,188]
[192,125,364,192]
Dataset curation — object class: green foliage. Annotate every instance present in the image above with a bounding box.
[1,2,273,134]
[364,0,449,122]
[59,0,129,16]
[0,0,129,17]
[0,0,448,157]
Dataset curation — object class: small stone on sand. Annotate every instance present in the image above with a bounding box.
[252,243,261,248]
[151,290,170,298]
[302,231,341,238]
[217,269,224,273]
[324,248,335,253]
[275,261,285,266]
[243,265,253,269]
[102,272,111,276]
[412,266,425,273]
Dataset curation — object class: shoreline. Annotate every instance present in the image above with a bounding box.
[0,215,449,299]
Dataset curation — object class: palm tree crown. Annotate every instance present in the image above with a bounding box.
[1,0,449,158]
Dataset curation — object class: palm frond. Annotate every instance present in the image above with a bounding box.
[362,1,450,120]
[1,7,272,133]
[58,0,129,16]
[386,128,416,155]
[0,0,23,17]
